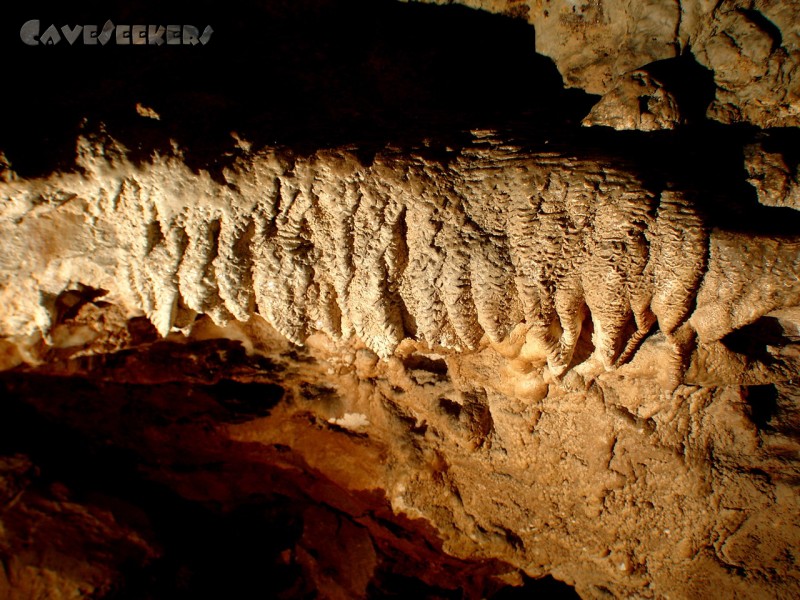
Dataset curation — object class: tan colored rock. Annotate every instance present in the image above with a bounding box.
[0,135,710,376]
[1,3,797,597]
[581,70,682,130]
[3,132,800,379]
[745,143,800,210]
[692,1,800,127]
[2,304,798,598]
[0,127,798,596]
[406,0,800,128]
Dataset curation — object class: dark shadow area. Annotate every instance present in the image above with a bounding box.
[556,123,800,238]
[0,376,307,600]
[739,8,783,51]
[438,397,463,420]
[640,52,716,125]
[0,367,581,599]
[752,127,800,174]
[722,316,792,366]
[208,379,284,423]
[367,570,579,598]
[491,573,581,599]
[52,285,110,321]
[0,0,592,178]
[0,4,796,598]
[744,384,779,431]
[2,0,799,244]
[403,354,449,376]
[57,338,282,384]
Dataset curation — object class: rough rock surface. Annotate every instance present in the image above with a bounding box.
[581,70,682,131]
[745,143,800,210]
[1,128,799,598]
[3,132,799,380]
[1,0,799,598]
[1,296,799,598]
[0,454,158,599]
[406,0,800,128]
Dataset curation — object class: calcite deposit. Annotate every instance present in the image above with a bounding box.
[1,0,799,599]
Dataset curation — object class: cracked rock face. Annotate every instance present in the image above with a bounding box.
[1,0,799,598]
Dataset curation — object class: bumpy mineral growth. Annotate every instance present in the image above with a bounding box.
[2,133,798,381]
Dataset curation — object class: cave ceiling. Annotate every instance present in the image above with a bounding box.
[0,1,799,599]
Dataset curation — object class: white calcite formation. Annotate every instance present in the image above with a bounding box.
[3,133,798,380]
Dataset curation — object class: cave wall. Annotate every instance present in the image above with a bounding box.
[405,0,800,128]
[0,1,799,598]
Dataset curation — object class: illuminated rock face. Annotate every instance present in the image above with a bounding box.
[407,0,800,128]
[1,130,799,600]
[2,135,798,378]
[0,1,799,599]
[0,138,701,372]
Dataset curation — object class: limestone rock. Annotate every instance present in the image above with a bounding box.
[407,0,800,128]
[693,1,800,127]
[0,125,799,597]
[745,143,800,210]
[0,1,799,597]
[1,303,798,598]
[0,132,768,378]
[581,70,682,130]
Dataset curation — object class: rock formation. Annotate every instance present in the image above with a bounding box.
[407,0,800,129]
[745,142,800,211]
[0,1,798,598]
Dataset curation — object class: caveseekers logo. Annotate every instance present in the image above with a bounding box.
[20,19,213,46]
